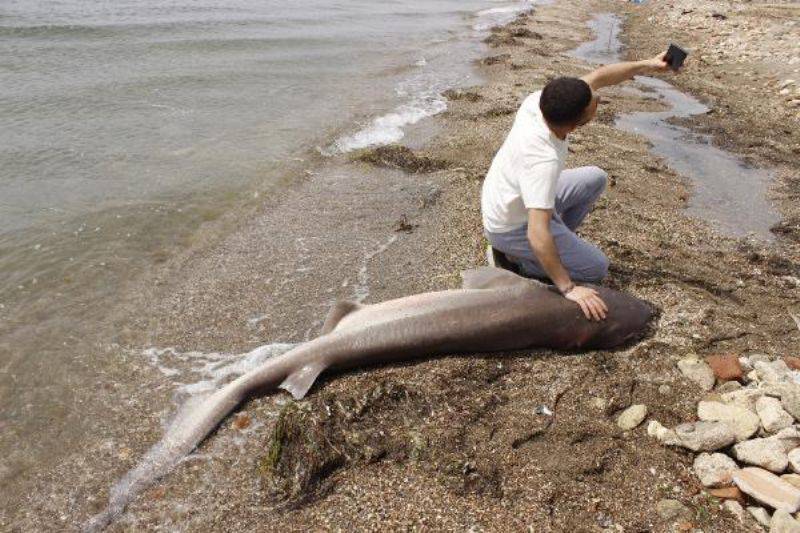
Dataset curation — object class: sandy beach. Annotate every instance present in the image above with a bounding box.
[4,0,799,531]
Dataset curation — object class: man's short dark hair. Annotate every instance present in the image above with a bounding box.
[539,77,592,126]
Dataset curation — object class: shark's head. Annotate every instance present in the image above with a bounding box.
[587,288,654,349]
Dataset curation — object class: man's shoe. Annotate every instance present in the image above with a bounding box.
[485,245,521,275]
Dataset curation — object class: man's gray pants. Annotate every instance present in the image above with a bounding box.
[485,166,609,283]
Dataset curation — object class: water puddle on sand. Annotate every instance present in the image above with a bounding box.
[570,13,781,240]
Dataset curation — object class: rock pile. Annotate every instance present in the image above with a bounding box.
[649,353,800,531]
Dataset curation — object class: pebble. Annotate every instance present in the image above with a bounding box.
[697,400,760,441]
[656,499,692,522]
[734,468,800,512]
[722,500,744,522]
[715,380,742,394]
[658,384,671,395]
[722,500,745,522]
[616,404,647,430]
[693,452,739,487]
[733,438,789,472]
[759,397,796,433]
[781,388,800,421]
[706,353,744,382]
[708,485,745,504]
[647,420,681,446]
[675,421,736,452]
[722,388,764,412]
[771,428,800,453]
[755,360,793,385]
[782,474,800,489]
[789,449,800,474]
[678,357,716,391]
[785,357,800,371]
[771,509,800,532]
[748,505,772,527]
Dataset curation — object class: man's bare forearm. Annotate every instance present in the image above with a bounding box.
[581,60,651,90]
[527,228,572,293]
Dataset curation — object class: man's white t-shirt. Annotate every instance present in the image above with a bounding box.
[481,90,569,233]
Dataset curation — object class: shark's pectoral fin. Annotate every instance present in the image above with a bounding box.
[320,300,363,334]
[461,266,533,290]
[279,361,328,400]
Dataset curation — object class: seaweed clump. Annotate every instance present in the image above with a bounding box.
[354,145,448,174]
[260,381,431,504]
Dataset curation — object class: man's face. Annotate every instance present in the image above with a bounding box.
[576,95,599,127]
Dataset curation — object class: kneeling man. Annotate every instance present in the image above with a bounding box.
[482,54,670,321]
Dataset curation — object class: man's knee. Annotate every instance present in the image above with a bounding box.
[588,166,607,194]
[574,250,609,282]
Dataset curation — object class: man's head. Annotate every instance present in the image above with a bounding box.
[539,77,597,132]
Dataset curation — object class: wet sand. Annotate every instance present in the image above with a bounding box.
[4,0,799,531]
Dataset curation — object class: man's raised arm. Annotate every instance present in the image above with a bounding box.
[581,53,670,91]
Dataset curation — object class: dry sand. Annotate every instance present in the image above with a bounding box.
[5,0,799,531]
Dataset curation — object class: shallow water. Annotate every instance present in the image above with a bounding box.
[569,12,780,240]
[1,0,539,518]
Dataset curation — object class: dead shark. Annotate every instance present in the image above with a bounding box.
[85,267,651,530]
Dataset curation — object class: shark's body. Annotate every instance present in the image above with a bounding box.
[86,267,651,530]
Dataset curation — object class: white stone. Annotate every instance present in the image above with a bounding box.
[789,449,800,474]
[675,421,736,452]
[698,400,760,441]
[723,499,745,522]
[770,509,800,532]
[678,357,715,391]
[647,420,680,446]
[759,397,796,433]
[617,404,648,430]
[734,439,789,472]
[722,388,764,412]
[693,452,739,487]
[755,360,793,385]
[748,506,772,527]
[771,428,800,453]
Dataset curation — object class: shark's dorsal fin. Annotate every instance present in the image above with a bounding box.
[320,300,362,334]
[279,361,328,400]
[461,266,532,290]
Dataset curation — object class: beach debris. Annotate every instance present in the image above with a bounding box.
[353,145,447,174]
[677,356,715,391]
[785,356,800,371]
[693,452,738,487]
[705,353,743,382]
[392,215,417,233]
[233,413,251,430]
[616,404,647,430]
[534,404,552,416]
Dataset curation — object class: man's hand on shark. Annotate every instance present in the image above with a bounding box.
[565,285,608,321]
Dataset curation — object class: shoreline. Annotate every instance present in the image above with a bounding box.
[5,0,799,530]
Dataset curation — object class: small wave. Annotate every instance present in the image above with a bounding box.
[331,96,446,153]
[473,1,536,31]
[142,342,296,397]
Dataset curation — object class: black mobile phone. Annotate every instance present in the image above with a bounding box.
[664,43,687,71]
